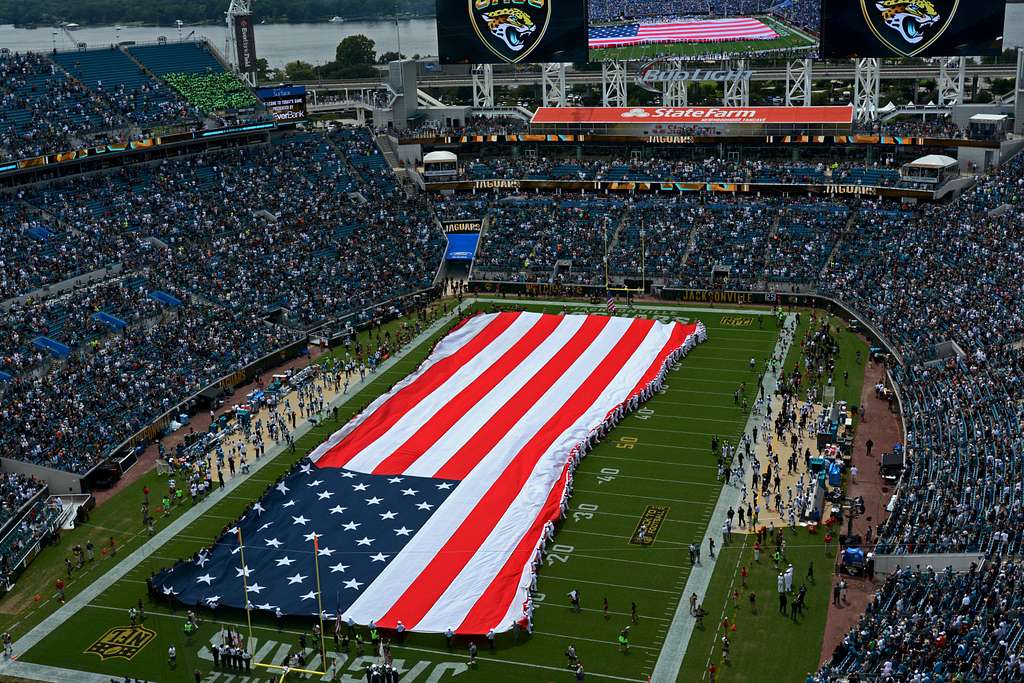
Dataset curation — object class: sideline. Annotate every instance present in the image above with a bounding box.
[0,302,471,683]
[650,313,796,682]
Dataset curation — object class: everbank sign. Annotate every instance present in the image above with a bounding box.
[530,106,854,126]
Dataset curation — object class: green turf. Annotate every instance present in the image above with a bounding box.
[589,16,817,61]
[676,529,836,683]
[17,301,785,682]
[677,312,870,683]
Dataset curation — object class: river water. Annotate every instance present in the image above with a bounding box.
[0,19,439,68]
[0,7,1022,69]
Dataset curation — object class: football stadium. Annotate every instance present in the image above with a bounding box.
[0,0,1021,681]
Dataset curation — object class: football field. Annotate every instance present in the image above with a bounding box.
[4,299,783,683]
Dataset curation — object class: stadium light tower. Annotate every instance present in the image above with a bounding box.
[226,0,258,87]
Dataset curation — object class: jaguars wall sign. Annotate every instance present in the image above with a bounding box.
[821,0,1003,57]
[437,0,587,64]
[85,626,156,661]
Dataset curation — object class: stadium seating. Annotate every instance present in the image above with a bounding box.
[820,561,1024,680]
[0,52,120,161]
[51,48,197,127]
[128,42,225,77]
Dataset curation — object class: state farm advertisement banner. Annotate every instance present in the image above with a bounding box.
[531,106,854,126]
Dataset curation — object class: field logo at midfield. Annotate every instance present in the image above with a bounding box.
[84,625,156,661]
[862,0,954,56]
[469,0,551,63]
[721,316,754,327]
[630,505,670,545]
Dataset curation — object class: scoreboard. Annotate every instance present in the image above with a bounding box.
[256,85,307,122]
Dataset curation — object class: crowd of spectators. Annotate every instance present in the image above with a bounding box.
[818,560,1024,681]
[19,131,444,330]
[0,472,45,527]
[0,52,122,162]
[459,155,905,187]
[473,197,624,284]
[0,276,167,376]
[0,302,299,474]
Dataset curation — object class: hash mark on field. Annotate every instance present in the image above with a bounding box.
[540,575,680,594]
[586,453,718,469]
[533,631,660,652]
[569,509,706,527]
[573,489,714,506]
[575,471,720,488]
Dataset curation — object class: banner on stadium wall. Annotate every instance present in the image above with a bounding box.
[442,219,484,233]
[233,14,258,73]
[436,0,588,64]
[820,0,1004,57]
[530,106,855,126]
[423,178,934,200]
[256,85,307,122]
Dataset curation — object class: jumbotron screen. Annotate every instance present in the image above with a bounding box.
[587,0,821,62]
[256,85,307,122]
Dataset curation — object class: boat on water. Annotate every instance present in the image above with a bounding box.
[328,16,346,23]
[60,22,81,30]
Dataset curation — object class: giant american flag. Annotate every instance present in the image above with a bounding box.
[154,312,705,634]
[589,18,779,48]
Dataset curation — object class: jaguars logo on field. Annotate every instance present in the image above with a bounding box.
[861,0,956,56]
[469,0,551,63]
[85,626,156,661]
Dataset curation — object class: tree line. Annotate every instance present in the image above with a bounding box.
[0,0,434,26]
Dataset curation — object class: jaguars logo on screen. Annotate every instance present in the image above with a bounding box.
[469,0,551,63]
[862,0,957,56]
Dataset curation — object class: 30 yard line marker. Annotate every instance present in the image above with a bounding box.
[651,313,796,683]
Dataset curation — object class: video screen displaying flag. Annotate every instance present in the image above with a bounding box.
[588,0,820,61]
[154,312,704,634]
[589,18,779,48]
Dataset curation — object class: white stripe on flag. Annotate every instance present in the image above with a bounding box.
[341,312,551,472]
[340,316,638,626]
[412,321,676,632]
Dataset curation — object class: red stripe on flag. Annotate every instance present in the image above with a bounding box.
[315,312,521,469]
[432,315,613,481]
[456,459,571,634]
[370,313,564,475]
[457,322,697,633]
[623,322,697,401]
[376,318,655,630]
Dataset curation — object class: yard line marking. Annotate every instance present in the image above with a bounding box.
[540,575,680,594]
[573,489,715,506]
[623,425,746,437]
[651,313,795,683]
[570,553,690,570]
[574,471,720,488]
[560,528,689,545]
[570,509,706,527]
[628,414,745,426]
[533,630,661,652]
[534,599,671,623]
[585,453,718,469]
